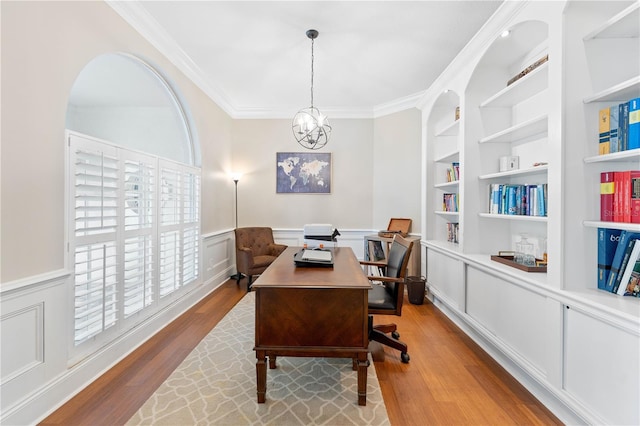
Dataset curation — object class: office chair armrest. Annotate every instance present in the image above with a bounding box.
[360,260,387,267]
[366,275,404,283]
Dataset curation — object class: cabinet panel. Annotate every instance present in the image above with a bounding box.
[426,248,463,310]
[564,307,640,425]
[466,266,548,377]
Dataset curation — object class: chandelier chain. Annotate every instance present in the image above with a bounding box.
[310,37,314,108]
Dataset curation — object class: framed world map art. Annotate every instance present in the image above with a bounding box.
[276,152,331,194]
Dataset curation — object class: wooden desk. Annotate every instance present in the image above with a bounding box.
[252,246,372,406]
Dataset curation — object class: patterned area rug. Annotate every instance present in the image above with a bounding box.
[127,291,390,425]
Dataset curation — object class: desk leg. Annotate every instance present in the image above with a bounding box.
[357,353,368,406]
[269,355,277,369]
[256,350,266,403]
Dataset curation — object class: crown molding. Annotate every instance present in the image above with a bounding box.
[107,0,425,120]
[106,0,237,117]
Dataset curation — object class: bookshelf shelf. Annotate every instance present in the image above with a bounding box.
[584,148,640,163]
[583,220,640,232]
[434,180,459,189]
[434,211,459,217]
[435,119,460,137]
[479,114,548,144]
[583,2,639,40]
[478,213,548,223]
[434,150,459,163]
[478,165,548,180]
[583,76,640,104]
[480,63,548,108]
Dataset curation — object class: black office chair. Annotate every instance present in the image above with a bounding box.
[360,235,413,363]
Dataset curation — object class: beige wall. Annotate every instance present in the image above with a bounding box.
[0,1,234,283]
[231,118,375,229]
[372,108,422,233]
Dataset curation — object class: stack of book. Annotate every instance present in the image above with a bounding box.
[598,97,640,155]
[443,193,458,212]
[600,171,640,223]
[488,183,547,217]
[598,229,640,297]
[446,162,460,182]
[447,223,459,243]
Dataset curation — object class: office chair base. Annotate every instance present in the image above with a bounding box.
[369,316,410,363]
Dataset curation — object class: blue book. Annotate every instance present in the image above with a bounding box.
[620,102,629,151]
[507,186,517,215]
[610,105,619,152]
[629,97,640,150]
[598,228,622,290]
[606,231,640,292]
[613,239,639,294]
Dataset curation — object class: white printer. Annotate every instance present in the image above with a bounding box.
[303,224,340,248]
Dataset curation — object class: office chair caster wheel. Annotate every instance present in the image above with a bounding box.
[401,352,410,363]
[392,331,400,339]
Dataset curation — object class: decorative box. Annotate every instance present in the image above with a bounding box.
[378,218,412,238]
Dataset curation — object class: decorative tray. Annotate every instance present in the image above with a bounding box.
[490,252,547,273]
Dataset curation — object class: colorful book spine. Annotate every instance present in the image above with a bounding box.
[616,241,640,295]
[614,171,623,222]
[632,171,640,224]
[598,228,622,290]
[609,105,619,153]
[598,107,610,155]
[612,238,639,294]
[605,231,640,292]
[629,97,640,150]
[600,171,615,222]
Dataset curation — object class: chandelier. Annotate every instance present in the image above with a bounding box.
[292,29,332,150]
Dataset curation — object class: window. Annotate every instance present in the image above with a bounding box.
[68,132,200,352]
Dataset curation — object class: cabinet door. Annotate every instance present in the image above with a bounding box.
[564,306,640,425]
[426,249,464,310]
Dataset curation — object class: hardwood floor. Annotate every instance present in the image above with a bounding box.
[41,278,561,425]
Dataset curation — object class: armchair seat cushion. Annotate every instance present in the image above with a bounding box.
[368,284,396,310]
[252,254,278,269]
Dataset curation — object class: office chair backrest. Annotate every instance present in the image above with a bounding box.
[383,235,413,299]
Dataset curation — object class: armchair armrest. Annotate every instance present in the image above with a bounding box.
[366,275,404,283]
[236,246,254,272]
[267,243,287,256]
[360,260,387,267]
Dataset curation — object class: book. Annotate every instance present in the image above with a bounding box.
[605,231,640,292]
[616,241,640,295]
[598,228,622,290]
[632,171,640,224]
[620,101,629,151]
[629,97,640,150]
[600,171,615,221]
[610,105,619,153]
[612,238,639,293]
[598,107,610,155]
[368,240,386,261]
[620,170,632,223]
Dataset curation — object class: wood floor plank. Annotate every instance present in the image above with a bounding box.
[40,279,561,425]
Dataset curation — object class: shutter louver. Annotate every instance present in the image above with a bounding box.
[124,159,154,231]
[161,168,180,226]
[74,242,118,345]
[182,226,199,285]
[159,230,180,297]
[123,235,154,317]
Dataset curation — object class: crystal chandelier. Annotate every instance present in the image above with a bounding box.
[292,29,332,150]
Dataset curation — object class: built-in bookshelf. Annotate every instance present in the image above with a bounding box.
[420,2,639,424]
[426,90,461,244]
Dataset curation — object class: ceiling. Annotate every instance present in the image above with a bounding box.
[109,1,503,118]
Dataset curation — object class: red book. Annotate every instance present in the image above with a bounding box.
[620,170,632,223]
[631,170,640,224]
[601,172,615,222]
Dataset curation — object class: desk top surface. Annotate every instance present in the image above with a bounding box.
[252,246,371,289]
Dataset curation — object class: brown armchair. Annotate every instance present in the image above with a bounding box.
[234,227,287,288]
[360,234,413,363]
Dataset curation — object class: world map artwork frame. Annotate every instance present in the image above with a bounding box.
[276,152,332,194]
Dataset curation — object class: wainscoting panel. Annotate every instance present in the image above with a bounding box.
[0,302,44,384]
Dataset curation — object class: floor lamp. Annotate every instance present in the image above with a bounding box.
[230,173,243,280]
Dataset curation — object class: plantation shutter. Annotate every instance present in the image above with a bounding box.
[182,170,200,285]
[122,153,155,318]
[70,137,119,345]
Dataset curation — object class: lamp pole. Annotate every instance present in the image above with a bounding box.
[234,177,239,229]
